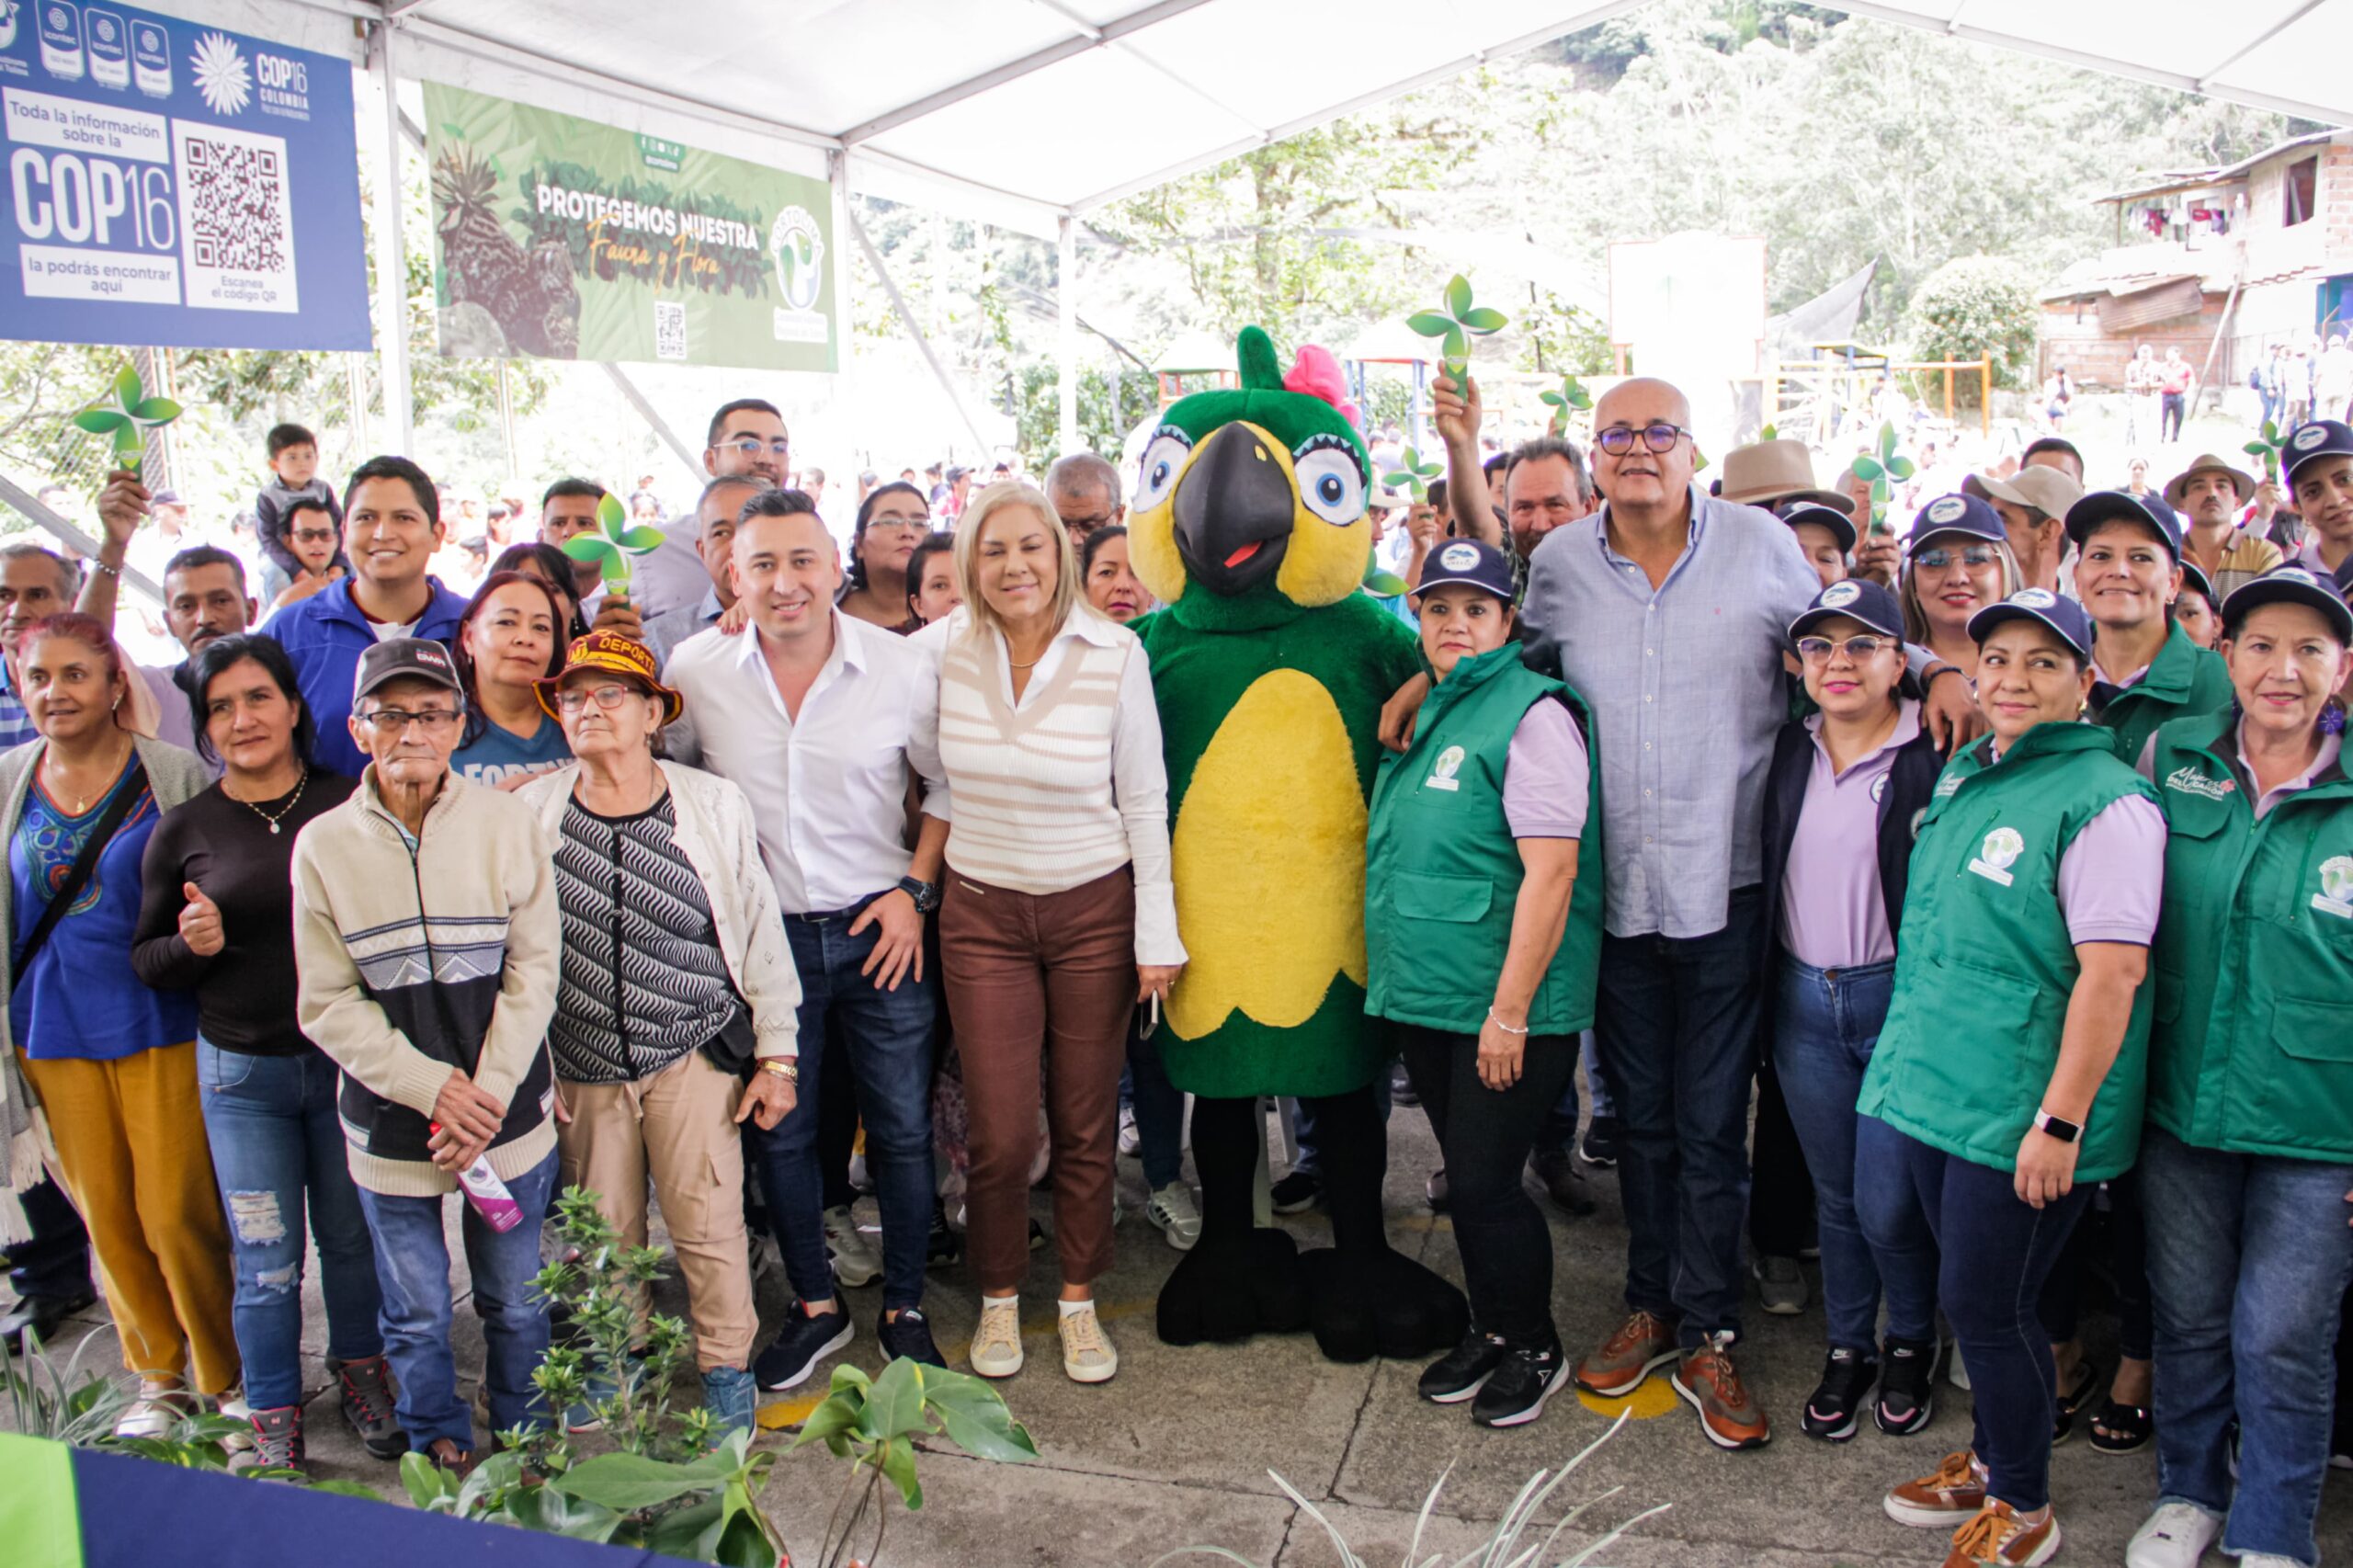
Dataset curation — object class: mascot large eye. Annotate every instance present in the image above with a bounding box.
[1293,437,1365,527]
[1135,428,1192,511]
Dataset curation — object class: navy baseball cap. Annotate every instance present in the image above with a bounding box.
[1776,499,1858,556]
[2178,557,2219,608]
[2283,419,2353,486]
[1789,577,1903,644]
[1415,539,1516,602]
[2220,563,2353,643]
[1968,586,2095,659]
[1907,493,2006,552]
[2064,489,2183,560]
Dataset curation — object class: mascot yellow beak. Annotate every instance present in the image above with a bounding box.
[1170,421,1298,597]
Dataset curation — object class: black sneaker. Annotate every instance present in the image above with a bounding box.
[878,1306,947,1368]
[1472,1338,1568,1429]
[1425,1168,1449,1213]
[1800,1346,1877,1442]
[1269,1170,1323,1214]
[1419,1330,1507,1404]
[1391,1062,1420,1107]
[330,1354,407,1460]
[1875,1336,1939,1437]
[1529,1149,1596,1216]
[754,1302,855,1392]
[1578,1115,1620,1168]
[926,1199,963,1269]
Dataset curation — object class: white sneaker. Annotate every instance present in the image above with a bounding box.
[970,1298,1023,1380]
[2124,1503,2220,1568]
[822,1205,882,1288]
[1117,1106,1141,1157]
[112,1379,186,1439]
[215,1390,255,1453]
[1058,1304,1118,1384]
[1145,1182,1201,1251]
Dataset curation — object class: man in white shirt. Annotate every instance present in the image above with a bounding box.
[664,494,950,1387]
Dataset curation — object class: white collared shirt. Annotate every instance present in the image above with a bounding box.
[663,611,948,914]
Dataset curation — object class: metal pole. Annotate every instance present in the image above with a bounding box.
[369,22,415,454]
[1057,214,1079,457]
[847,204,994,457]
[0,472,163,608]
[598,363,704,477]
[1980,356,1991,436]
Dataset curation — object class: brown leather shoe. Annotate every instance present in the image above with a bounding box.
[1671,1333,1769,1449]
[1573,1310,1677,1397]
[1940,1500,2060,1565]
[1885,1449,1990,1528]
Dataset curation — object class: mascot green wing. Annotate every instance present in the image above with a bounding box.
[1130,327,1422,1099]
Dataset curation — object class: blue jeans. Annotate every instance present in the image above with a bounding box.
[196,1040,381,1410]
[1856,1116,2089,1512]
[1593,886,1767,1345]
[1124,1018,1185,1190]
[354,1148,557,1452]
[753,904,938,1312]
[2143,1126,2353,1566]
[1770,957,1919,1350]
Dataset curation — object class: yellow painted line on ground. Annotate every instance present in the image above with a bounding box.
[756,1391,828,1430]
[1575,1373,1679,1420]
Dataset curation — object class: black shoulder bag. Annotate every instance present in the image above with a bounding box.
[15,758,150,976]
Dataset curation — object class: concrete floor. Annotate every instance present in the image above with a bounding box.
[13,1101,2353,1568]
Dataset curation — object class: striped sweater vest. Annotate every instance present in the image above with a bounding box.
[938,628,1131,893]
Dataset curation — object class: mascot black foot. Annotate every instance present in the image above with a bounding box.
[1129,325,1466,1365]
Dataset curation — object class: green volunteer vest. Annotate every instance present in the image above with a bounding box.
[2146,712,2353,1162]
[2092,620,2234,767]
[1363,642,1605,1037]
[1858,720,2164,1181]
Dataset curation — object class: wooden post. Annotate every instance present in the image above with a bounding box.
[1980,356,1992,436]
[1944,365,1953,423]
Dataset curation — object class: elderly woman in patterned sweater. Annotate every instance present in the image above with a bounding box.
[516,633,801,1440]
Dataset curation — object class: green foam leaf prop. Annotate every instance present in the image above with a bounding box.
[74,360,181,461]
[1381,446,1444,502]
[1538,376,1593,432]
[1412,274,1507,381]
[2245,421,2284,481]
[561,490,662,588]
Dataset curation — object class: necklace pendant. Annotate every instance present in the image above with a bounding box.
[268,821,280,835]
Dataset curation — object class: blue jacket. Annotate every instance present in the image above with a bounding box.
[267,576,471,776]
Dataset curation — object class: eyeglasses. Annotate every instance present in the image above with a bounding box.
[720,437,790,460]
[291,527,336,544]
[554,683,642,714]
[360,707,460,733]
[1795,634,1892,662]
[864,514,928,533]
[1594,422,1690,456]
[1913,545,2001,570]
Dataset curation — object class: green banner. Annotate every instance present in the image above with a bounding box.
[423,82,835,372]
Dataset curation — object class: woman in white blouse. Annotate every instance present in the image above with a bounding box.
[920,482,1184,1386]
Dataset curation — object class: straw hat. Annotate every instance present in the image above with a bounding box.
[1717,439,1855,514]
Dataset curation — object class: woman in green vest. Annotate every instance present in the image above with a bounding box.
[1364,540,1603,1432]
[1856,587,2165,1568]
[2044,491,2229,1453]
[2127,565,2353,1568]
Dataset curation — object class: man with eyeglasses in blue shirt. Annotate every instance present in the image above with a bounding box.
[636,399,789,619]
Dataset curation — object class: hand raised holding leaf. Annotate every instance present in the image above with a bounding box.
[72,363,181,463]
[2244,419,2284,483]
[560,493,667,601]
[1847,421,1915,536]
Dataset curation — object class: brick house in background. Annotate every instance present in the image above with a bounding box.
[2039,131,2353,392]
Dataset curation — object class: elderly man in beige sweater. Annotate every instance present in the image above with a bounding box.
[291,637,561,1476]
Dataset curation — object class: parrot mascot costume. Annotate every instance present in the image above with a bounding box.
[1130,325,1469,1363]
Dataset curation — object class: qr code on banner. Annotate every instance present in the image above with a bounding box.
[182,134,288,275]
[654,300,688,361]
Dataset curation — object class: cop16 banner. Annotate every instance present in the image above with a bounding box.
[0,0,369,350]
[423,81,837,373]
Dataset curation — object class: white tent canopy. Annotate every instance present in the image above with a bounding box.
[127,0,2353,453]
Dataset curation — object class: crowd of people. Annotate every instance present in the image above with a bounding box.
[0,369,2347,1568]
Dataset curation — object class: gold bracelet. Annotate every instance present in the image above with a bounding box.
[760,1059,799,1081]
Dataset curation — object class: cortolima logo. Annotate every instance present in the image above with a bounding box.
[1438,542,1479,572]
[1818,581,1860,608]
[1926,495,1966,525]
[2294,424,2329,450]
[2012,587,2057,609]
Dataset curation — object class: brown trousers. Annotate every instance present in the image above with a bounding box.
[21,1041,238,1392]
[555,1050,756,1373]
[940,865,1136,1295]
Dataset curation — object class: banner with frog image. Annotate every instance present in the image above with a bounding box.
[422,80,835,372]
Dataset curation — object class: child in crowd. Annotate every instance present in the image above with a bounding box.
[252,423,347,607]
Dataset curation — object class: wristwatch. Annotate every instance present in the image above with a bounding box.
[760,1059,799,1082]
[896,875,941,914]
[2032,1108,2083,1143]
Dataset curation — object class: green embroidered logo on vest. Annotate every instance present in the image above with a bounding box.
[2164,765,2235,801]
[1969,825,2026,886]
[1936,775,1962,797]
[1426,744,1465,792]
[2316,854,2353,919]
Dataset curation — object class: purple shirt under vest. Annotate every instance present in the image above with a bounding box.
[1779,699,1919,970]
[1501,699,1591,842]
